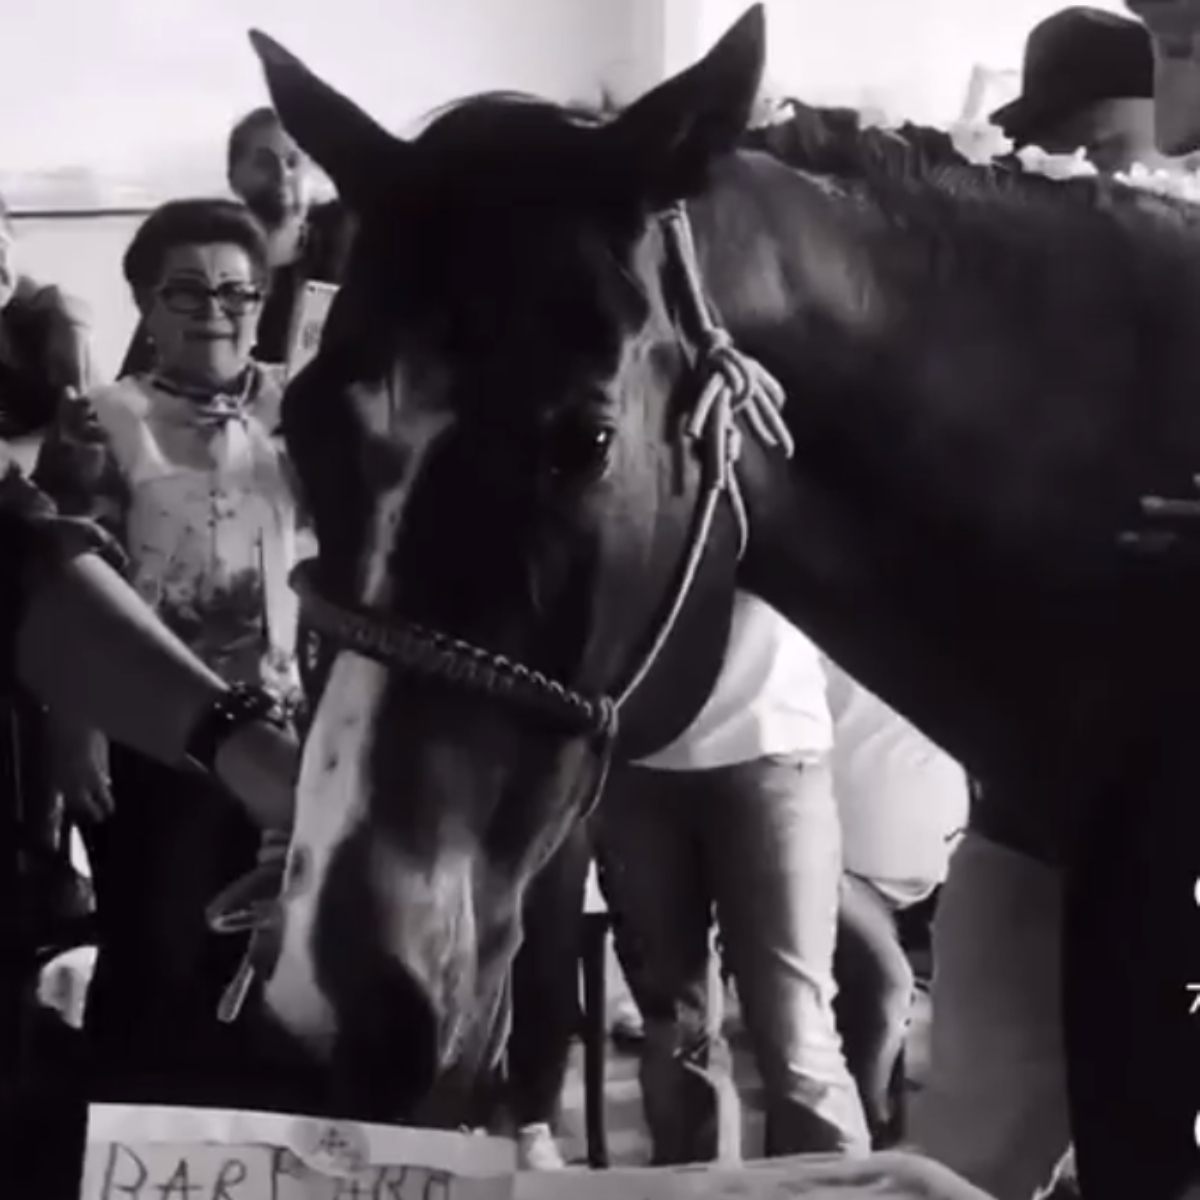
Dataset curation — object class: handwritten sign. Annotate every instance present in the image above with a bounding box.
[81,1106,514,1200]
[286,281,340,381]
[511,1153,993,1200]
[81,1109,989,1200]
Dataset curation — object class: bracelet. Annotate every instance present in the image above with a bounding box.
[184,683,284,776]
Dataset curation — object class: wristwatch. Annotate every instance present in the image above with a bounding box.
[183,682,286,776]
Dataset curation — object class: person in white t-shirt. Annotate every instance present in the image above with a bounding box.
[595,592,869,1164]
[823,656,968,1146]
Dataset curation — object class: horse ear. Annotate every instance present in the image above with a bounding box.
[248,30,409,209]
[603,4,766,209]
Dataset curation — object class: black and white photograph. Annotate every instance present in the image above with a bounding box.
[0,2,1197,1198]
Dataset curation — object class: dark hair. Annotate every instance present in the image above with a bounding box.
[122,198,270,293]
[227,106,284,174]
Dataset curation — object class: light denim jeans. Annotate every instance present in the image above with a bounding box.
[595,754,869,1164]
[909,830,1070,1200]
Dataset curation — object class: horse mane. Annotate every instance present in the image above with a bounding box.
[748,97,1200,238]
[744,99,967,180]
[422,88,1200,234]
[406,86,1200,349]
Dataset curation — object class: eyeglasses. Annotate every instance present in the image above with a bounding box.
[157,280,265,317]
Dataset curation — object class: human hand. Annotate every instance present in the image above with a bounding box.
[258,827,292,870]
[46,721,112,823]
[213,717,299,831]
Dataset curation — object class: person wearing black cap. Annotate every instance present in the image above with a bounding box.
[991,5,1168,173]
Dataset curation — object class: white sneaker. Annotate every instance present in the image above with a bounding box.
[516,1123,566,1171]
[608,996,645,1045]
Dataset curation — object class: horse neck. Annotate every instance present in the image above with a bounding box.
[686,153,1155,795]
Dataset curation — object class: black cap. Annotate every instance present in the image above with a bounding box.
[990,7,1154,145]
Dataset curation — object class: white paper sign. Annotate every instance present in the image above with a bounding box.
[286,281,339,381]
[80,1105,515,1200]
[512,1153,993,1200]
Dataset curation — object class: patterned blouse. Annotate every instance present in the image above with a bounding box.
[34,366,305,712]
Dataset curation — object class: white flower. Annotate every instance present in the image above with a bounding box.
[1112,162,1200,202]
[1003,137,1200,204]
[948,120,1013,164]
[1015,144,1099,179]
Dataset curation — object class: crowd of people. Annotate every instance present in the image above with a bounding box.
[0,5,1183,1199]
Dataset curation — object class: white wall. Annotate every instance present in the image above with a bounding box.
[2,0,1150,380]
[0,0,1144,190]
[0,0,650,187]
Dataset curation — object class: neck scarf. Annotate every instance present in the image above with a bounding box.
[148,366,258,430]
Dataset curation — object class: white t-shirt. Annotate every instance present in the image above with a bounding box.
[634,591,832,771]
[824,656,969,908]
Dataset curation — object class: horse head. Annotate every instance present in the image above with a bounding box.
[248,6,771,1122]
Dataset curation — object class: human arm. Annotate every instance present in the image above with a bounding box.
[30,388,131,818]
[13,546,295,830]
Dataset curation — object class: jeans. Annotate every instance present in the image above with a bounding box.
[596,754,869,1164]
[908,830,1070,1200]
[834,873,915,1146]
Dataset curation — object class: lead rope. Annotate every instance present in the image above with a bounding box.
[208,832,288,1023]
[608,205,793,712]
[207,205,793,1024]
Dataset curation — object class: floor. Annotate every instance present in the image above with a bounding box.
[554,937,933,1167]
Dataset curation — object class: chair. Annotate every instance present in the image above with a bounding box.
[579,861,611,1168]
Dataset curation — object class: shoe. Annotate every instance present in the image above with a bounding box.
[515,1123,566,1171]
[609,998,645,1049]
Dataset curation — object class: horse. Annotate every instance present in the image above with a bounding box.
[249,7,1200,1196]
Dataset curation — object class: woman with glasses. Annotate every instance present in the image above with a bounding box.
[33,198,305,1103]
[120,107,353,377]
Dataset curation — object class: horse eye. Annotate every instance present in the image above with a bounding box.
[542,416,616,484]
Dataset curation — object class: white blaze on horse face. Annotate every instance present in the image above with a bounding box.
[262,650,384,1051]
[262,368,455,1052]
[355,366,455,607]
